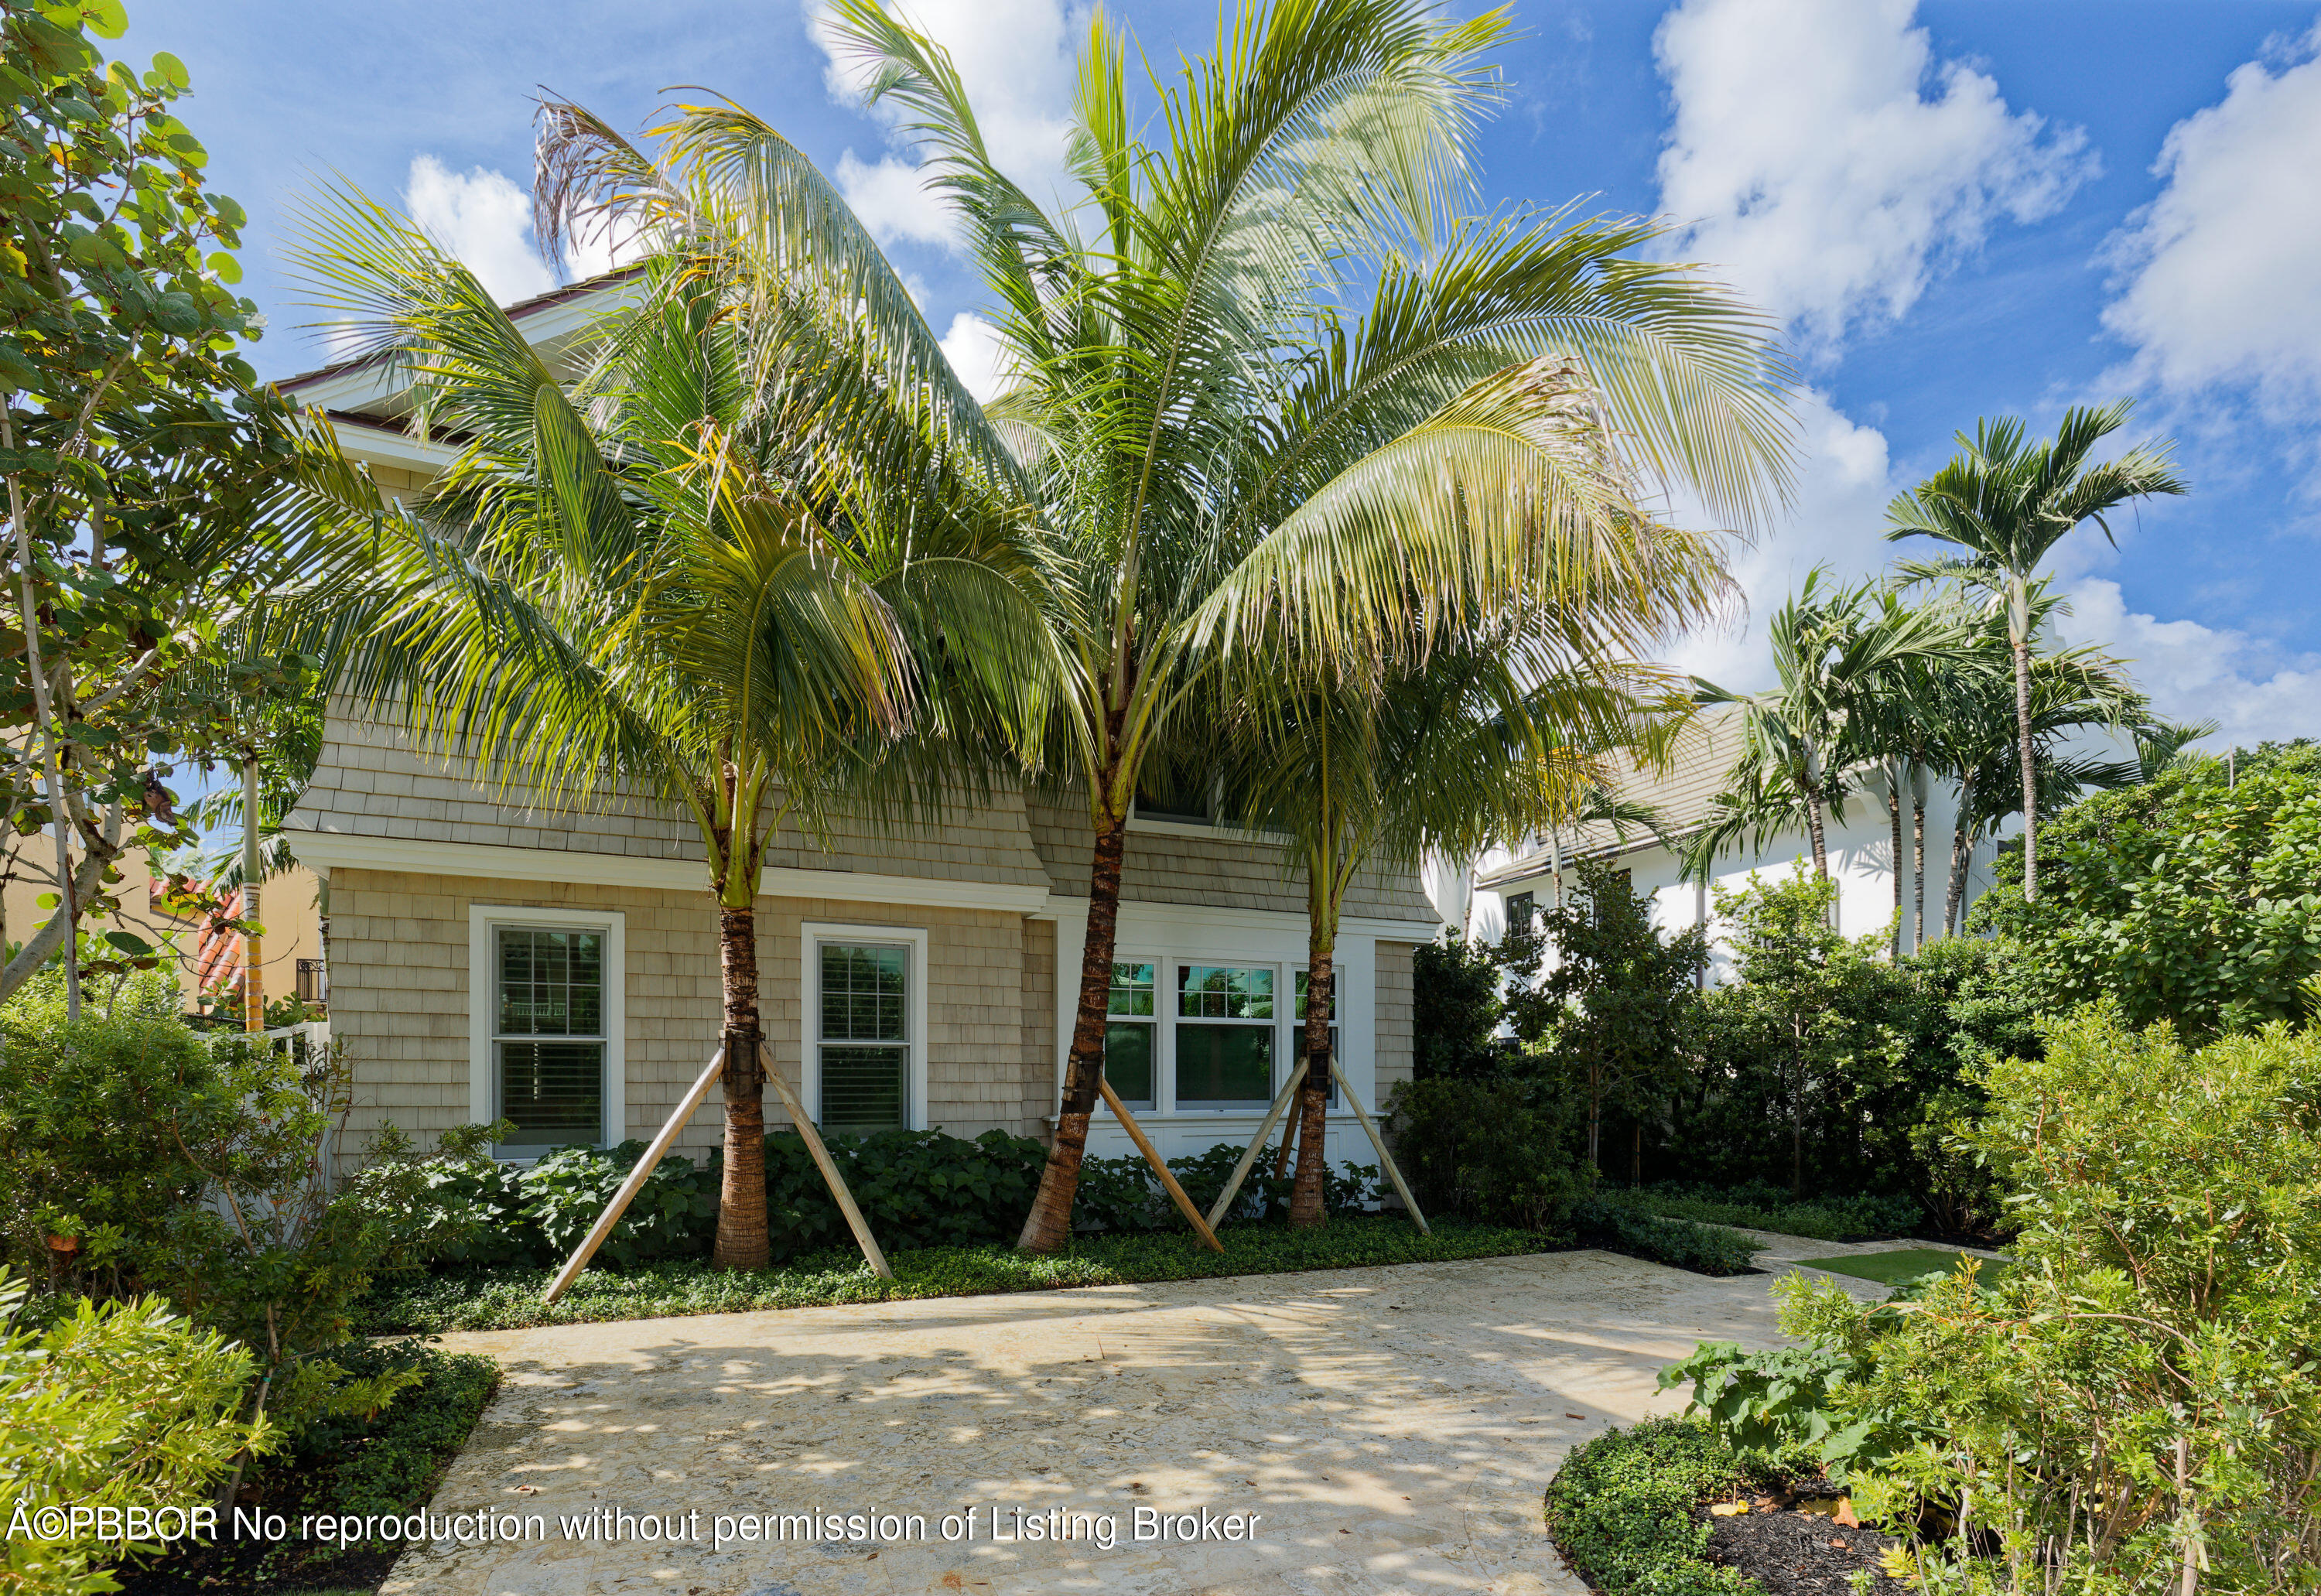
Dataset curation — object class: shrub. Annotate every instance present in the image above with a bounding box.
[1601,1182,1921,1242]
[525,1140,717,1267]
[1412,931,1506,1081]
[1541,1415,1756,1596]
[1725,1006,2321,1593]
[0,1267,270,1596]
[1570,1199,1760,1276]
[1386,1076,1589,1230]
[766,1128,1047,1258]
[283,1339,498,1529]
[1972,740,2321,1036]
[1070,1142,1379,1232]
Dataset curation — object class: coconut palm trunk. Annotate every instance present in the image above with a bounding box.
[713,898,767,1267]
[1018,803,1129,1250]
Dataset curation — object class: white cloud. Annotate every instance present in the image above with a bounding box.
[1666,388,1902,690]
[2057,579,2321,747]
[1653,0,2094,355]
[403,156,558,306]
[2101,22,2321,419]
[937,311,1013,404]
[806,0,1078,252]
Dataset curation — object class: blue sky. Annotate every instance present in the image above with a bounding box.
[128,0,2321,743]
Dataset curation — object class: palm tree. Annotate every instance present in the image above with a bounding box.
[2133,718,2217,783]
[1228,620,1683,1226]
[296,179,1050,1268]
[1690,569,1964,884]
[1919,590,2145,933]
[786,0,1793,1251]
[1884,402,2186,901]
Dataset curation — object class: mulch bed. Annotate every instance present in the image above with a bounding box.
[1694,1486,1908,1596]
[111,1460,402,1596]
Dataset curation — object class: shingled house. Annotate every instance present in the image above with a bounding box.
[279,279,1441,1174]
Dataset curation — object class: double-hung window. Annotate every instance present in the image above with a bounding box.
[1290,969,1341,1106]
[492,924,609,1153]
[816,941,909,1134]
[1103,962,1157,1109]
[1175,964,1273,1109]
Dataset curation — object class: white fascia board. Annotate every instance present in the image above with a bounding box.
[282,829,1051,914]
[330,418,459,476]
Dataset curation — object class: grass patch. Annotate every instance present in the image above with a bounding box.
[1795,1247,2005,1287]
[1601,1184,1923,1242]
[361,1215,1568,1333]
[1543,1414,1759,1596]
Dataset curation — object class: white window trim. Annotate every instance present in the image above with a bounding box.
[467,904,626,1151]
[1167,956,1283,1113]
[1103,951,1162,1114]
[801,921,929,1132]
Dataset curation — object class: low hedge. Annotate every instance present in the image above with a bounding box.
[1573,1199,1762,1276]
[361,1215,1560,1333]
[1601,1183,1922,1242]
[1543,1415,1759,1596]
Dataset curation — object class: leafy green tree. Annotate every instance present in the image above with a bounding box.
[297,148,1048,1266]
[1702,861,1898,1195]
[1506,859,1707,1172]
[1413,931,1504,1082]
[805,0,1790,1250]
[0,0,351,1016]
[1972,741,2321,1036]
[1885,402,2186,901]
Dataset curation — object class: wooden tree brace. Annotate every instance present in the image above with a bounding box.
[545,1047,725,1304]
[1099,1077,1224,1252]
[1205,1061,1307,1230]
[761,1042,893,1280]
[1341,1078,1429,1235]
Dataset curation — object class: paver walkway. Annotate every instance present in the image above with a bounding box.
[386,1237,1925,1596]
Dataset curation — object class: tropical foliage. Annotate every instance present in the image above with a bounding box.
[1885,402,2186,901]
[1974,740,2321,1036]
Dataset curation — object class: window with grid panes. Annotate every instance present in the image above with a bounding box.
[817,942,908,1133]
[1291,968,1341,1105]
[1103,962,1156,1108]
[494,927,607,1150]
[1175,964,1273,1108]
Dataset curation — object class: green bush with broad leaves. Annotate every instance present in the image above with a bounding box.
[1069,1142,1380,1233]
[1972,741,2321,1037]
[1385,1075,1591,1230]
[525,1141,717,1266]
[1541,1415,1758,1596]
[1666,1005,2321,1594]
[0,1266,272,1596]
[767,1128,1048,1256]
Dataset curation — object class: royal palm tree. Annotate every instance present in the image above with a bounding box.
[1919,590,2145,934]
[2132,718,2217,783]
[296,185,1051,1268]
[1885,402,2186,901]
[1690,569,1964,884]
[1228,620,1684,1226]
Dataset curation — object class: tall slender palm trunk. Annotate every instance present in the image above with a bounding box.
[1287,925,1335,1229]
[1944,774,1975,937]
[712,903,769,1270]
[1910,785,1926,954]
[1018,804,1129,1252]
[1886,773,1904,960]
[2012,637,2039,901]
[1804,791,1829,878]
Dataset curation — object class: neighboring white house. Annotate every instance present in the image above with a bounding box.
[1464,707,2011,978]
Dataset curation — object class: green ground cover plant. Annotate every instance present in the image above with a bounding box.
[1571,1200,1762,1277]
[1598,1182,1923,1242]
[357,1217,1570,1334]
[1541,1415,1759,1596]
